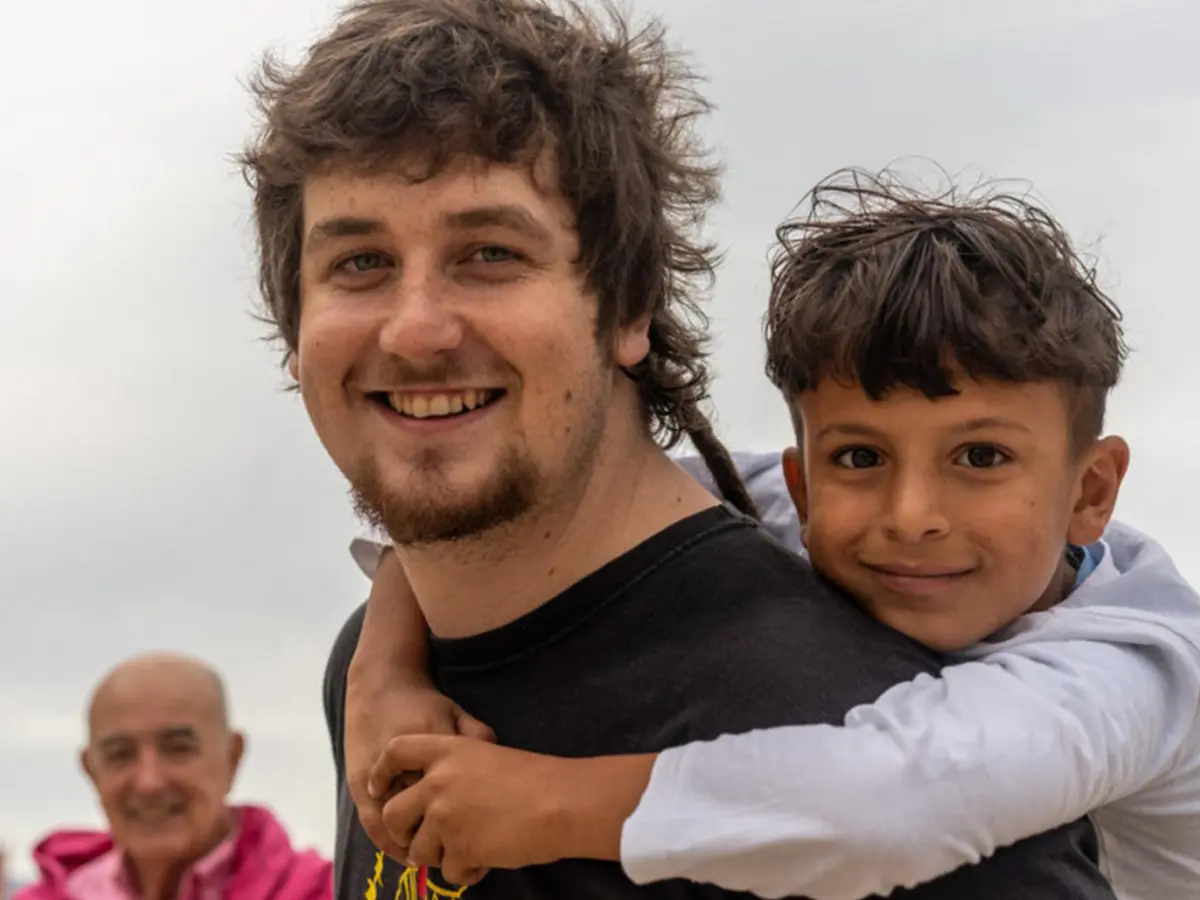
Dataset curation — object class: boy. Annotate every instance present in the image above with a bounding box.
[345,170,1200,899]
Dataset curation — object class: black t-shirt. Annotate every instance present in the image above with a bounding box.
[324,507,1114,900]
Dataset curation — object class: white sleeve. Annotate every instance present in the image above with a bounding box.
[620,627,1200,900]
[349,531,391,580]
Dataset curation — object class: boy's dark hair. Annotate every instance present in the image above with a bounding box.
[764,168,1127,453]
[239,0,755,516]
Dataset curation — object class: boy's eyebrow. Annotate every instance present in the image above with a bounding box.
[951,417,1034,435]
[812,417,1033,442]
[811,423,883,442]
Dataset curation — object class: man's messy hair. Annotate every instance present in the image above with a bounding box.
[239,0,754,515]
[764,167,1127,452]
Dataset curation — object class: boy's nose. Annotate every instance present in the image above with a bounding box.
[882,471,950,544]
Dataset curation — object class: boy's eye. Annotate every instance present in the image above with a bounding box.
[956,445,1009,468]
[834,447,883,469]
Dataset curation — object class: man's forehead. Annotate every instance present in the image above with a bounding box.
[302,152,568,231]
[90,687,217,736]
[88,655,227,736]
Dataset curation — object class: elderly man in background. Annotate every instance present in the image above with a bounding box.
[16,653,331,900]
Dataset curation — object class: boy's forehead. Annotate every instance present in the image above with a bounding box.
[788,377,1072,436]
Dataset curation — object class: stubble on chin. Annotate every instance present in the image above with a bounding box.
[350,449,539,546]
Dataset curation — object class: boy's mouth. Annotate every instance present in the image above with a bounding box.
[860,563,977,597]
[863,563,976,579]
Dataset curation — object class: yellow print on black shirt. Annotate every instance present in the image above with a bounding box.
[363,851,470,900]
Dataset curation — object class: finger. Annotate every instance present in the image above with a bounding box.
[358,804,411,864]
[368,734,453,800]
[441,858,487,888]
[454,709,496,743]
[406,820,445,871]
[380,780,431,851]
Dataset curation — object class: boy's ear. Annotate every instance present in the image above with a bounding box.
[781,446,808,524]
[1067,435,1130,546]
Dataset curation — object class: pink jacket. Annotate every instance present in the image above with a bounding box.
[14,805,331,900]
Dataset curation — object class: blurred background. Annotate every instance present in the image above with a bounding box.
[2,0,1197,885]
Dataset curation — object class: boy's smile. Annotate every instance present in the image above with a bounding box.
[783,374,1128,652]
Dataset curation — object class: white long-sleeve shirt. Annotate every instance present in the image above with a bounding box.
[620,453,1200,900]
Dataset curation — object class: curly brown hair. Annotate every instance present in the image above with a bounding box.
[764,168,1127,454]
[239,0,755,515]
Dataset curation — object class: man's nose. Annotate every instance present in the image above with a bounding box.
[881,467,951,544]
[131,749,169,793]
[377,266,464,361]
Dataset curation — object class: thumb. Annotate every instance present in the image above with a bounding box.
[454,708,496,743]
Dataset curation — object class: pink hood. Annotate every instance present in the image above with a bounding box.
[15,805,331,900]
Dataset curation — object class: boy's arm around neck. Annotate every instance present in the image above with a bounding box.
[346,546,494,862]
[622,626,1195,899]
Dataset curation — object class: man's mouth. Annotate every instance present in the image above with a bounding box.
[126,800,187,826]
[372,389,506,420]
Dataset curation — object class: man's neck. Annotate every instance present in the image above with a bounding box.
[126,809,234,900]
[396,424,719,639]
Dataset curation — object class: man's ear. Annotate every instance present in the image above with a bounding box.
[225,731,247,792]
[80,747,96,785]
[781,446,808,523]
[614,313,652,369]
[1067,435,1130,546]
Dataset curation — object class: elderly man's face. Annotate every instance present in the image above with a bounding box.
[81,665,243,868]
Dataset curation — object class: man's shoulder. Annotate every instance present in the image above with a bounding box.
[322,602,366,771]
[636,509,936,667]
[643,506,815,591]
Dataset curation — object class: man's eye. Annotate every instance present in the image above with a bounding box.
[956,445,1009,468]
[468,246,520,264]
[833,447,882,469]
[335,252,389,273]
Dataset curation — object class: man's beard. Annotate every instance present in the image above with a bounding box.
[351,445,540,546]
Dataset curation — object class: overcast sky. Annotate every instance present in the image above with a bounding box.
[2,0,1198,880]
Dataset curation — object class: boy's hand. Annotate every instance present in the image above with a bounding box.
[344,546,495,863]
[371,735,656,886]
[345,668,495,863]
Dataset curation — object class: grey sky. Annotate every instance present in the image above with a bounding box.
[1,0,1198,879]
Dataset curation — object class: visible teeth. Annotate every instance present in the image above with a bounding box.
[389,390,495,419]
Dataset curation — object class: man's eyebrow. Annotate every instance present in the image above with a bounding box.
[157,725,199,742]
[304,216,387,254]
[97,734,132,754]
[443,205,554,245]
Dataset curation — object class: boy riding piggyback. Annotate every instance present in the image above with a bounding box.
[350,170,1200,900]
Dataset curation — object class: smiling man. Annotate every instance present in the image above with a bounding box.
[241,1,1118,898]
[16,654,331,900]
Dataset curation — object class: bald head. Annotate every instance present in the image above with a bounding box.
[88,653,230,740]
[81,653,245,870]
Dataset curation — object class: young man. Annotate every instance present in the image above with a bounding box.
[347,171,1200,899]
[241,1,1116,897]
